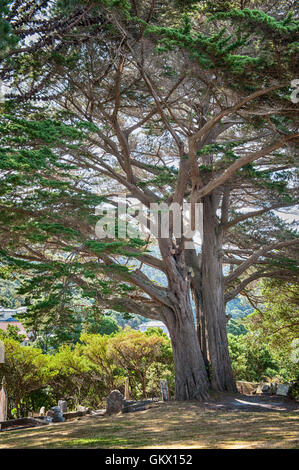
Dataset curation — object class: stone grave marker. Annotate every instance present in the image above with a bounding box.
[160,380,169,401]
[106,390,124,415]
[58,400,67,413]
[260,383,271,394]
[77,405,89,412]
[51,406,65,422]
[276,384,290,396]
[0,376,8,422]
[270,382,277,394]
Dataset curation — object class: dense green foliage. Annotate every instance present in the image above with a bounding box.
[228,333,280,382]
[0,337,56,418]
[0,0,298,399]
[0,323,26,343]
[1,299,298,419]
[245,280,299,382]
[0,327,173,417]
[1,322,297,419]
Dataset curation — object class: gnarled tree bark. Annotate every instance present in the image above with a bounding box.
[195,193,236,392]
[159,239,210,400]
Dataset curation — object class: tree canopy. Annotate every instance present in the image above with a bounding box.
[0,0,298,399]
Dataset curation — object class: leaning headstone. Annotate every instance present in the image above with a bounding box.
[0,376,8,422]
[45,410,53,423]
[160,380,169,401]
[276,384,290,396]
[106,390,124,415]
[125,377,130,401]
[77,405,89,412]
[58,400,67,413]
[123,399,151,413]
[0,341,5,364]
[256,383,263,394]
[50,406,65,422]
[261,383,271,394]
[236,380,259,395]
[270,382,277,394]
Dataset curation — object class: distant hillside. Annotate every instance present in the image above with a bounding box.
[226,297,253,319]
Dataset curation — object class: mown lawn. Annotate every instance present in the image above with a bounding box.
[0,402,298,449]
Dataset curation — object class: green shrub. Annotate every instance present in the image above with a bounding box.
[0,338,57,418]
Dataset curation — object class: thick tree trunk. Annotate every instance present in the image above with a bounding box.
[159,239,210,401]
[197,194,236,392]
[193,288,209,368]
[165,310,209,400]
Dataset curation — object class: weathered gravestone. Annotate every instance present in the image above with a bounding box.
[39,406,46,417]
[123,400,151,413]
[270,382,277,394]
[236,380,259,395]
[0,341,4,364]
[77,405,89,412]
[276,384,290,396]
[0,376,8,422]
[58,400,67,413]
[261,383,271,394]
[45,409,54,423]
[50,406,65,422]
[106,390,124,415]
[160,380,169,401]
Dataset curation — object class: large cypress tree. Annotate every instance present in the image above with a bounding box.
[0,0,298,399]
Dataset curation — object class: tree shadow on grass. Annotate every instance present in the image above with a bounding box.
[0,402,298,449]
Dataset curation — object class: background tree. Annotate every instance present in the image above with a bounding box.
[78,332,122,396]
[108,328,167,398]
[0,328,175,416]
[0,324,26,343]
[50,341,113,409]
[82,314,120,336]
[0,337,57,417]
[245,279,299,381]
[228,333,279,382]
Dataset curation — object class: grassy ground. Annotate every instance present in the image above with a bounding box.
[0,402,298,449]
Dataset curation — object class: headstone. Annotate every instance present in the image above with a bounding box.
[46,410,53,422]
[39,406,46,417]
[261,383,271,394]
[77,405,89,412]
[58,400,67,413]
[276,384,290,396]
[106,390,124,415]
[236,380,259,395]
[160,380,169,401]
[270,382,277,394]
[125,377,130,401]
[123,400,151,413]
[50,406,65,422]
[256,383,263,394]
[0,376,8,422]
[91,409,105,416]
[0,341,4,364]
